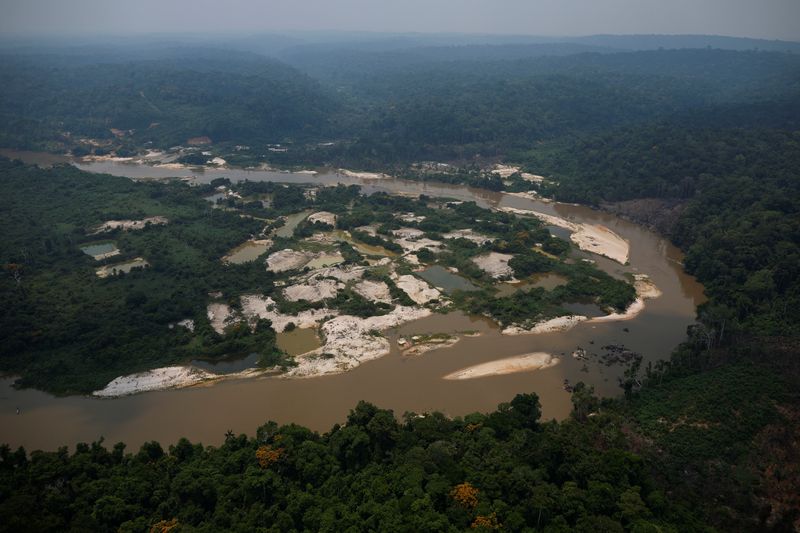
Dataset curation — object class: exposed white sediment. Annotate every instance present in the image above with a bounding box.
[443,229,493,245]
[443,352,559,380]
[265,249,313,273]
[354,279,393,303]
[287,306,432,377]
[240,294,338,332]
[393,274,442,304]
[501,315,588,335]
[93,366,216,397]
[91,216,168,234]
[472,252,515,279]
[590,274,662,323]
[398,212,426,223]
[391,227,424,239]
[490,164,545,183]
[207,303,234,334]
[338,169,391,180]
[307,211,337,226]
[283,279,342,302]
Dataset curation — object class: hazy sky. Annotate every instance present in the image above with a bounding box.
[2,0,799,41]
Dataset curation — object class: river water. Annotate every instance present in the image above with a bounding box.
[0,160,706,451]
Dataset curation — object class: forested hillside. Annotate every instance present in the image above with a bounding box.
[0,51,338,149]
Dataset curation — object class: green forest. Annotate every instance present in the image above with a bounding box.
[1,36,799,531]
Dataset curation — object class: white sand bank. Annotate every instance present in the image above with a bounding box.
[443,352,559,380]
[93,366,216,397]
[498,207,629,264]
[338,169,391,180]
[288,306,432,377]
[501,315,588,336]
[393,274,442,304]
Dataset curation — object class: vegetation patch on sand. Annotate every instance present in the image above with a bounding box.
[472,252,515,279]
[95,258,149,278]
[398,333,460,356]
[499,206,629,264]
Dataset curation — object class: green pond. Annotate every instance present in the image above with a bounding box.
[274,211,311,238]
[418,265,478,293]
[80,242,119,259]
[305,254,344,269]
[223,241,271,264]
[495,272,568,296]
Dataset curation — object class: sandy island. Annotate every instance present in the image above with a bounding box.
[498,206,629,264]
[338,169,392,180]
[443,352,559,380]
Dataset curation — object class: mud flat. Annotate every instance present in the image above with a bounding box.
[443,352,559,380]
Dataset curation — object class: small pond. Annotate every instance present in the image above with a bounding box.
[277,327,322,356]
[496,272,568,296]
[418,265,478,293]
[274,211,311,238]
[80,242,119,260]
[223,241,271,264]
[305,254,344,269]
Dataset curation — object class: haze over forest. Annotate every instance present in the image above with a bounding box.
[1,1,799,532]
[3,0,800,40]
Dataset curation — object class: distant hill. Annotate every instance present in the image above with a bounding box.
[0,48,339,148]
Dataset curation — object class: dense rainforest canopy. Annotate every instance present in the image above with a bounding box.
[1,34,799,531]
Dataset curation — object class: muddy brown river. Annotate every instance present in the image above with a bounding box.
[0,159,706,451]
